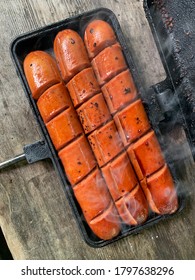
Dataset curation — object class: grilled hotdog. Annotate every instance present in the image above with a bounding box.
[54,28,149,226]
[73,168,112,222]
[84,19,178,215]
[73,168,121,240]
[89,202,121,240]
[23,50,121,240]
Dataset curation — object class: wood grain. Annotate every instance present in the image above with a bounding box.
[0,0,195,259]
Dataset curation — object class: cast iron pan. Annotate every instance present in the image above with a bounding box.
[0,7,186,247]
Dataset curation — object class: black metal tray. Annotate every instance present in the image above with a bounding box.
[9,7,185,247]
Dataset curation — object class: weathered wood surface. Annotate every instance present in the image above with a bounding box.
[0,0,195,260]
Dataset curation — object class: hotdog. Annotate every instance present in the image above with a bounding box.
[84,19,178,215]
[23,50,121,240]
[54,28,149,226]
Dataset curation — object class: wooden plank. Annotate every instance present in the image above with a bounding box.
[0,0,195,259]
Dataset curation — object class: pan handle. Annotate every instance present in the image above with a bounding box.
[0,140,51,170]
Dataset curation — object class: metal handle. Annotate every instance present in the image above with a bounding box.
[0,140,51,171]
[0,153,26,170]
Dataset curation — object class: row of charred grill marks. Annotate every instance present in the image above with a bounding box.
[23,20,178,240]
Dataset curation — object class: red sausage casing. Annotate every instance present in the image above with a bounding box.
[37,82,72,123]
[114,99,151,146]
[115,185,149,226]
[102,69,138,114]
[88,120,124,167]
[73,169,112,222]
[89,202,121,240]
[84,19,117,59]
[54,29,90,83]
[24,51,61,100]
[127,130,165,180]
[58,134,96,185]
[102,151,138,201]
[77,92,111,134]
[91,43,127,86]
[46,107,83,151]
[141,165,178,214]
[67,67,100,107]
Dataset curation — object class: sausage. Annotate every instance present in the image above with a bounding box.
[76,92,111,134]
[89,202,121,240]
[54,29,90,82]
[102,151,138,201]
[24,49,121,241]
[23,48,120,241]
[83,20,178,220]
[127,130,165,180]
[114,99,151,146]
[37,82,72,123]
[88,120,124,167]
[46,107,83,151]
[73,168,113,222]
[115,185,149,226]
[84,19,117,59]
[91,43,127,86]
[58,134,96,185]
[24,51,61,100]
[141,165,178,214]
[101,69,138,114]
[66,67,100,107]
